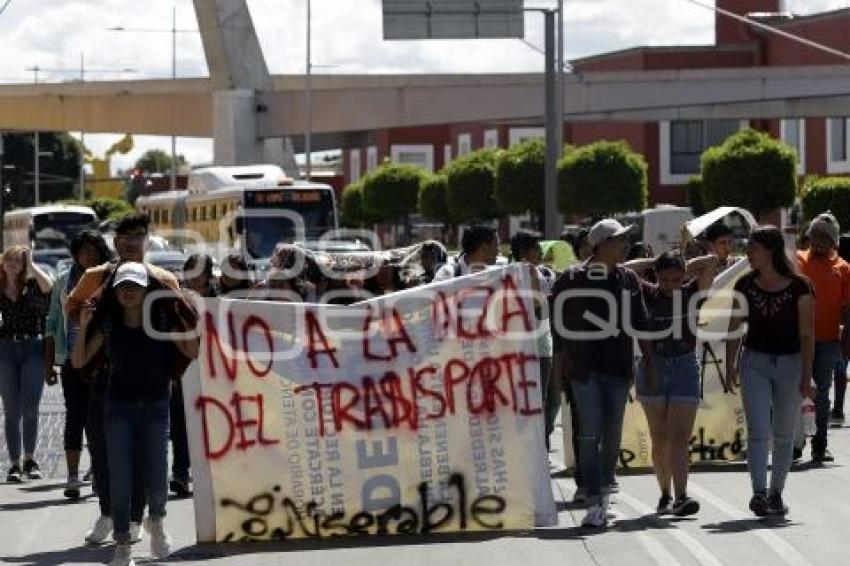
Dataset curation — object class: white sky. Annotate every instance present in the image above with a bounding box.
[0,0,846,173]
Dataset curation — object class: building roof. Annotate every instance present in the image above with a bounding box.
[777,7,850,28]
[570,44,756,67]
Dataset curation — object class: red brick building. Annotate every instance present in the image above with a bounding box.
[343,1,850,208]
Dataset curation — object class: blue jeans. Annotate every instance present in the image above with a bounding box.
[105,399,170,543]
[813,341,840,452]
[570,373,628,503]
[740,349,802,494]
[0,339,45,462]
[636,353,700,405]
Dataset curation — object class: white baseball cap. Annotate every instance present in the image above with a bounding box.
[587,219,637,249]
[113,262,149,288]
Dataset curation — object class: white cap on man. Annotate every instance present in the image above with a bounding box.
[112,262,149,288]
[587,219,637,249]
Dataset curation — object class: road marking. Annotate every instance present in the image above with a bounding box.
[615,490,724,566]
[553,478,680,566]
[688,481,812,566]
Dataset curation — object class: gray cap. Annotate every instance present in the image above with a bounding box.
[587,219,637,249]
[807,212,840,246]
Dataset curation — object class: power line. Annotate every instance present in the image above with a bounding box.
[0,0,11,17]
[683,0,850,63]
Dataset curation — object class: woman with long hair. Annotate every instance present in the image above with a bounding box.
[727,226,815,517]
[633,250,718,516]
[0,245,53,482]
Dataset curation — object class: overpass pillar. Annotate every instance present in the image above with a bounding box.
[212,90,297,173]
[195,0,298,175]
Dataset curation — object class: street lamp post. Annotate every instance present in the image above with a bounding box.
[106,8,198,191]
[305,0,312,182]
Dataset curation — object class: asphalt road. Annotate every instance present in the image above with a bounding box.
[0,388,847,566]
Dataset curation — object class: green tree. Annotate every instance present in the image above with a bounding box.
[688,175,706,216]
[340,180,366,228]
[801,177,850,230]
[557,140,647,216]
[418,173,451,223]
[495,139,545,216]
[701,129,796,217]
[60,197,134,221]
[445,148,500,223]
[362,163,425,244]
[134,149,187,174]
[0,132,82,207]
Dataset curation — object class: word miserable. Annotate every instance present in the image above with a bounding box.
[220,473,506,541]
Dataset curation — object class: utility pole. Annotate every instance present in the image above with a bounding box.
[171,4,178,190]
[79,52,86,201]
[543,10,560,240]
[305,0,312,181]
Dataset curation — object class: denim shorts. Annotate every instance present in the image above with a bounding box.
[636,352,700,405]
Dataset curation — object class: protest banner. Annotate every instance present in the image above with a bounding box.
[182,264,558,543]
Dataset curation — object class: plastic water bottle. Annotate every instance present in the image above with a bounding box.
[802,398,816,437]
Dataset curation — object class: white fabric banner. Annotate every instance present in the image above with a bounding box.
[183,264,557,542]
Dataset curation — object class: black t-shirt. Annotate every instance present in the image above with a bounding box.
[642,279,702,356]
[107,321,175,402]
[734,273,812,355]
[0,279,49,338]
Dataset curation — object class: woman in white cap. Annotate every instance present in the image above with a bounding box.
[72,262,198,566]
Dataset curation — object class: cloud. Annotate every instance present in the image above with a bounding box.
[1,0,847,171]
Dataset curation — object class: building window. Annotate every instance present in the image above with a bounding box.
[349,149,361,182]
[458,134,472,157]
[660,119,746,185]
[391,144,434,172]
[509,127,545,146]
[827,118,850,174]
[444,144,453,167]
[780,119,806,175]
[367,146,378,172]
[484,129,499,149]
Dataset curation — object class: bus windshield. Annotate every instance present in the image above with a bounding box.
[33,212,97,249]
[242,189,335,258]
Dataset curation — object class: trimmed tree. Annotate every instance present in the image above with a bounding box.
[801,177,850,230]
[701,129,796,217]
[340,180,366,228]
[362,163,425,244]
[557,140,648,217]
[419,173,451,223]
[687,175,706,216]
[445,148,500,223]
[495,138,545,216]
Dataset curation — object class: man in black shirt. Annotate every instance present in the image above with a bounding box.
[552,218,647,529]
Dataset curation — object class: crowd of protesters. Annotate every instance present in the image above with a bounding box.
[1,206,850,562]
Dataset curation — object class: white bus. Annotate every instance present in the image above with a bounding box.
[136,165,342,260]
[3,205,98,250]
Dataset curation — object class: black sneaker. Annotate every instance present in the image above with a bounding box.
[813,449,835,464]
[792,447,803,462]
[671,495,700,517]
[656,494,672,514]
[767,491,789,516]
[6,465,23,483]
[749,491,769,517]
[169,477,191,498]
[22,460,42,480]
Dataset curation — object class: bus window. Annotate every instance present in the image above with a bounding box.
[163,209,169,224]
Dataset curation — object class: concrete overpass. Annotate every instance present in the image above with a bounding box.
[2,65,850,154]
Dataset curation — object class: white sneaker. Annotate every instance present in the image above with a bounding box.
[581,498,609,528]
[129,521,143,544]
[109,543,135,566]
[84,515,113,545]
[144,516,172,559]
